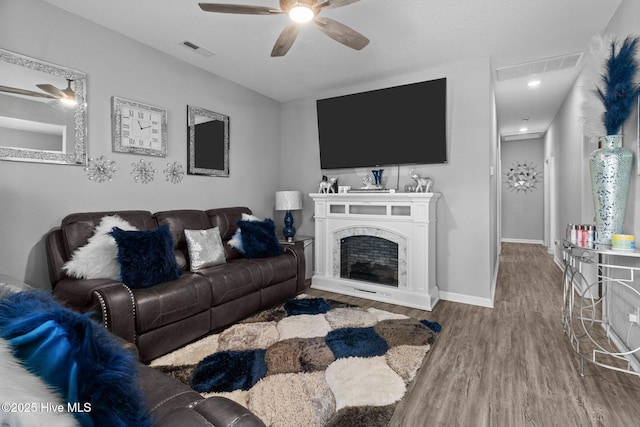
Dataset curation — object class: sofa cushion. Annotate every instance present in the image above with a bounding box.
[154,210,213,266]
[195,263,262,306]
[197,254,296,307]
[133,274,212,333]
[185,227,226,271]
[110,225,182,289]
[237,219,283,259]
[63,215,138,280]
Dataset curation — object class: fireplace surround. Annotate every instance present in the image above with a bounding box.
[310,192,440,310]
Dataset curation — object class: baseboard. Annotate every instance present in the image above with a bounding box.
[553,255,564,271]
[501,238,544,245]
[439,291,494,308]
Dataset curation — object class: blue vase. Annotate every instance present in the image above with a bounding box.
[589,135,633,244]
[372,169,384,186]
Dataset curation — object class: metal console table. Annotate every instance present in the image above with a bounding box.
[561,240,640,377]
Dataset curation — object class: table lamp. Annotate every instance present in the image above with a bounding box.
[275,190,303,242]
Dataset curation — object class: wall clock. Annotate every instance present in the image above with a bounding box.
[112,96,167,157]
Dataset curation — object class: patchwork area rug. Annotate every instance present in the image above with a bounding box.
[149,295,441,426]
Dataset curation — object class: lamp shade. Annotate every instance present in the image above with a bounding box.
[275,191,303,211]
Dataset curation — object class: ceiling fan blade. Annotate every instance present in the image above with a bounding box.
[0,85,57,99]
[314,17,369,50]
[271,23,300,57]
[36,84,66,99]
[199,3,283,15]
[315,0,360,10]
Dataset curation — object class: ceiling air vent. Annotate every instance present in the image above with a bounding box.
[497,53,583,81]
[180,40,215,57]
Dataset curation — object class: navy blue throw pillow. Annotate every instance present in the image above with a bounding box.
[110,225,182,289]
[237,218,284,258]
[0,291,151,427]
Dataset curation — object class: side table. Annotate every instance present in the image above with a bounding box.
[279,235,314,280]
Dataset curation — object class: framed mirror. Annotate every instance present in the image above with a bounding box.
[187,105,229,177]
[0,48,87,165]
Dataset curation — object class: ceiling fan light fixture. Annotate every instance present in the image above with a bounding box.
[289,5,314,23]
[60,97,78,107]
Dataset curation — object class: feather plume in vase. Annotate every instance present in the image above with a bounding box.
[580,34,613,143]
[596,35,640,135]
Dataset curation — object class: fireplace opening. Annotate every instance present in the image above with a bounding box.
[340,235,398,286]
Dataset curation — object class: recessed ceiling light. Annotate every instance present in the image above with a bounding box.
[527,80,541,88]
[519,127,529,132]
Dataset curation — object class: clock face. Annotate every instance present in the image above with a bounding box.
[112,97,167,157]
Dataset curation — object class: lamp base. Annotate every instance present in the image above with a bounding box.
[282,210,296,242]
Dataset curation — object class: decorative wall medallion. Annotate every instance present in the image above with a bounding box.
[85,155,117,183]
[163,161,185,184]
[131,159,156,184]
[503,161,541,193]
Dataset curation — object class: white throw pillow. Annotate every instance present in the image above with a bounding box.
[63,215,138,280]
[227,213,259,252]
[0,338,79,427]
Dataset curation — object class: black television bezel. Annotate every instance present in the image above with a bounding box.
[316,77,447,170]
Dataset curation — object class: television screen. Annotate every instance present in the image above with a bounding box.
[316,77,447,169]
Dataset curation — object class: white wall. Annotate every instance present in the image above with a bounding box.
[280,57,497,306]
[501,137,545,242]
[0,0,282,288]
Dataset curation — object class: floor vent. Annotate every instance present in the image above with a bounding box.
[497,53,583,81]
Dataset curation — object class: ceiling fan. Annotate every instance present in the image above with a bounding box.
[0,79,77,105]
[198,0,369,57]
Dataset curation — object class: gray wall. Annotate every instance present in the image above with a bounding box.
[501,137,544,242]
[0,0,282,288]
[2,0,500,308]
[279,57,499,306]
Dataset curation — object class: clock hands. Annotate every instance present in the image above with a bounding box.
[137,120,152,130]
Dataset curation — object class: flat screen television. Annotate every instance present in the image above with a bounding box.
[316,77,447,169]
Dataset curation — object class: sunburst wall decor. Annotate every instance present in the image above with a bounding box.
[163,161,185,184]
[85,155,117,183]
[131,159,156,184]
[503,161,542,193]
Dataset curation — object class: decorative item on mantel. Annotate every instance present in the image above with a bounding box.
[409,169,433,192]
[275,190,303,242]
[131,159,156,184]
[85,155,117,183]
[318,176,337,193]
[586,35,640,244]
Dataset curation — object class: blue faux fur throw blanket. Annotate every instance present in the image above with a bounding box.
[0,291,150,427]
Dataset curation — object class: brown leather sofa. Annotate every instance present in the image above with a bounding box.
[139,361,265,426]
[46,207,306,362]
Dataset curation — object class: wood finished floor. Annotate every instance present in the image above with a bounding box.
[306,242,640,426]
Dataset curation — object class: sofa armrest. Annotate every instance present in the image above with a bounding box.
[285,241,306,293]
[46,229,68,287]
[93,283,137,345]
[189,397,266,427]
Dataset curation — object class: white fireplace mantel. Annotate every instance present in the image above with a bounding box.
[310,191,441,311]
